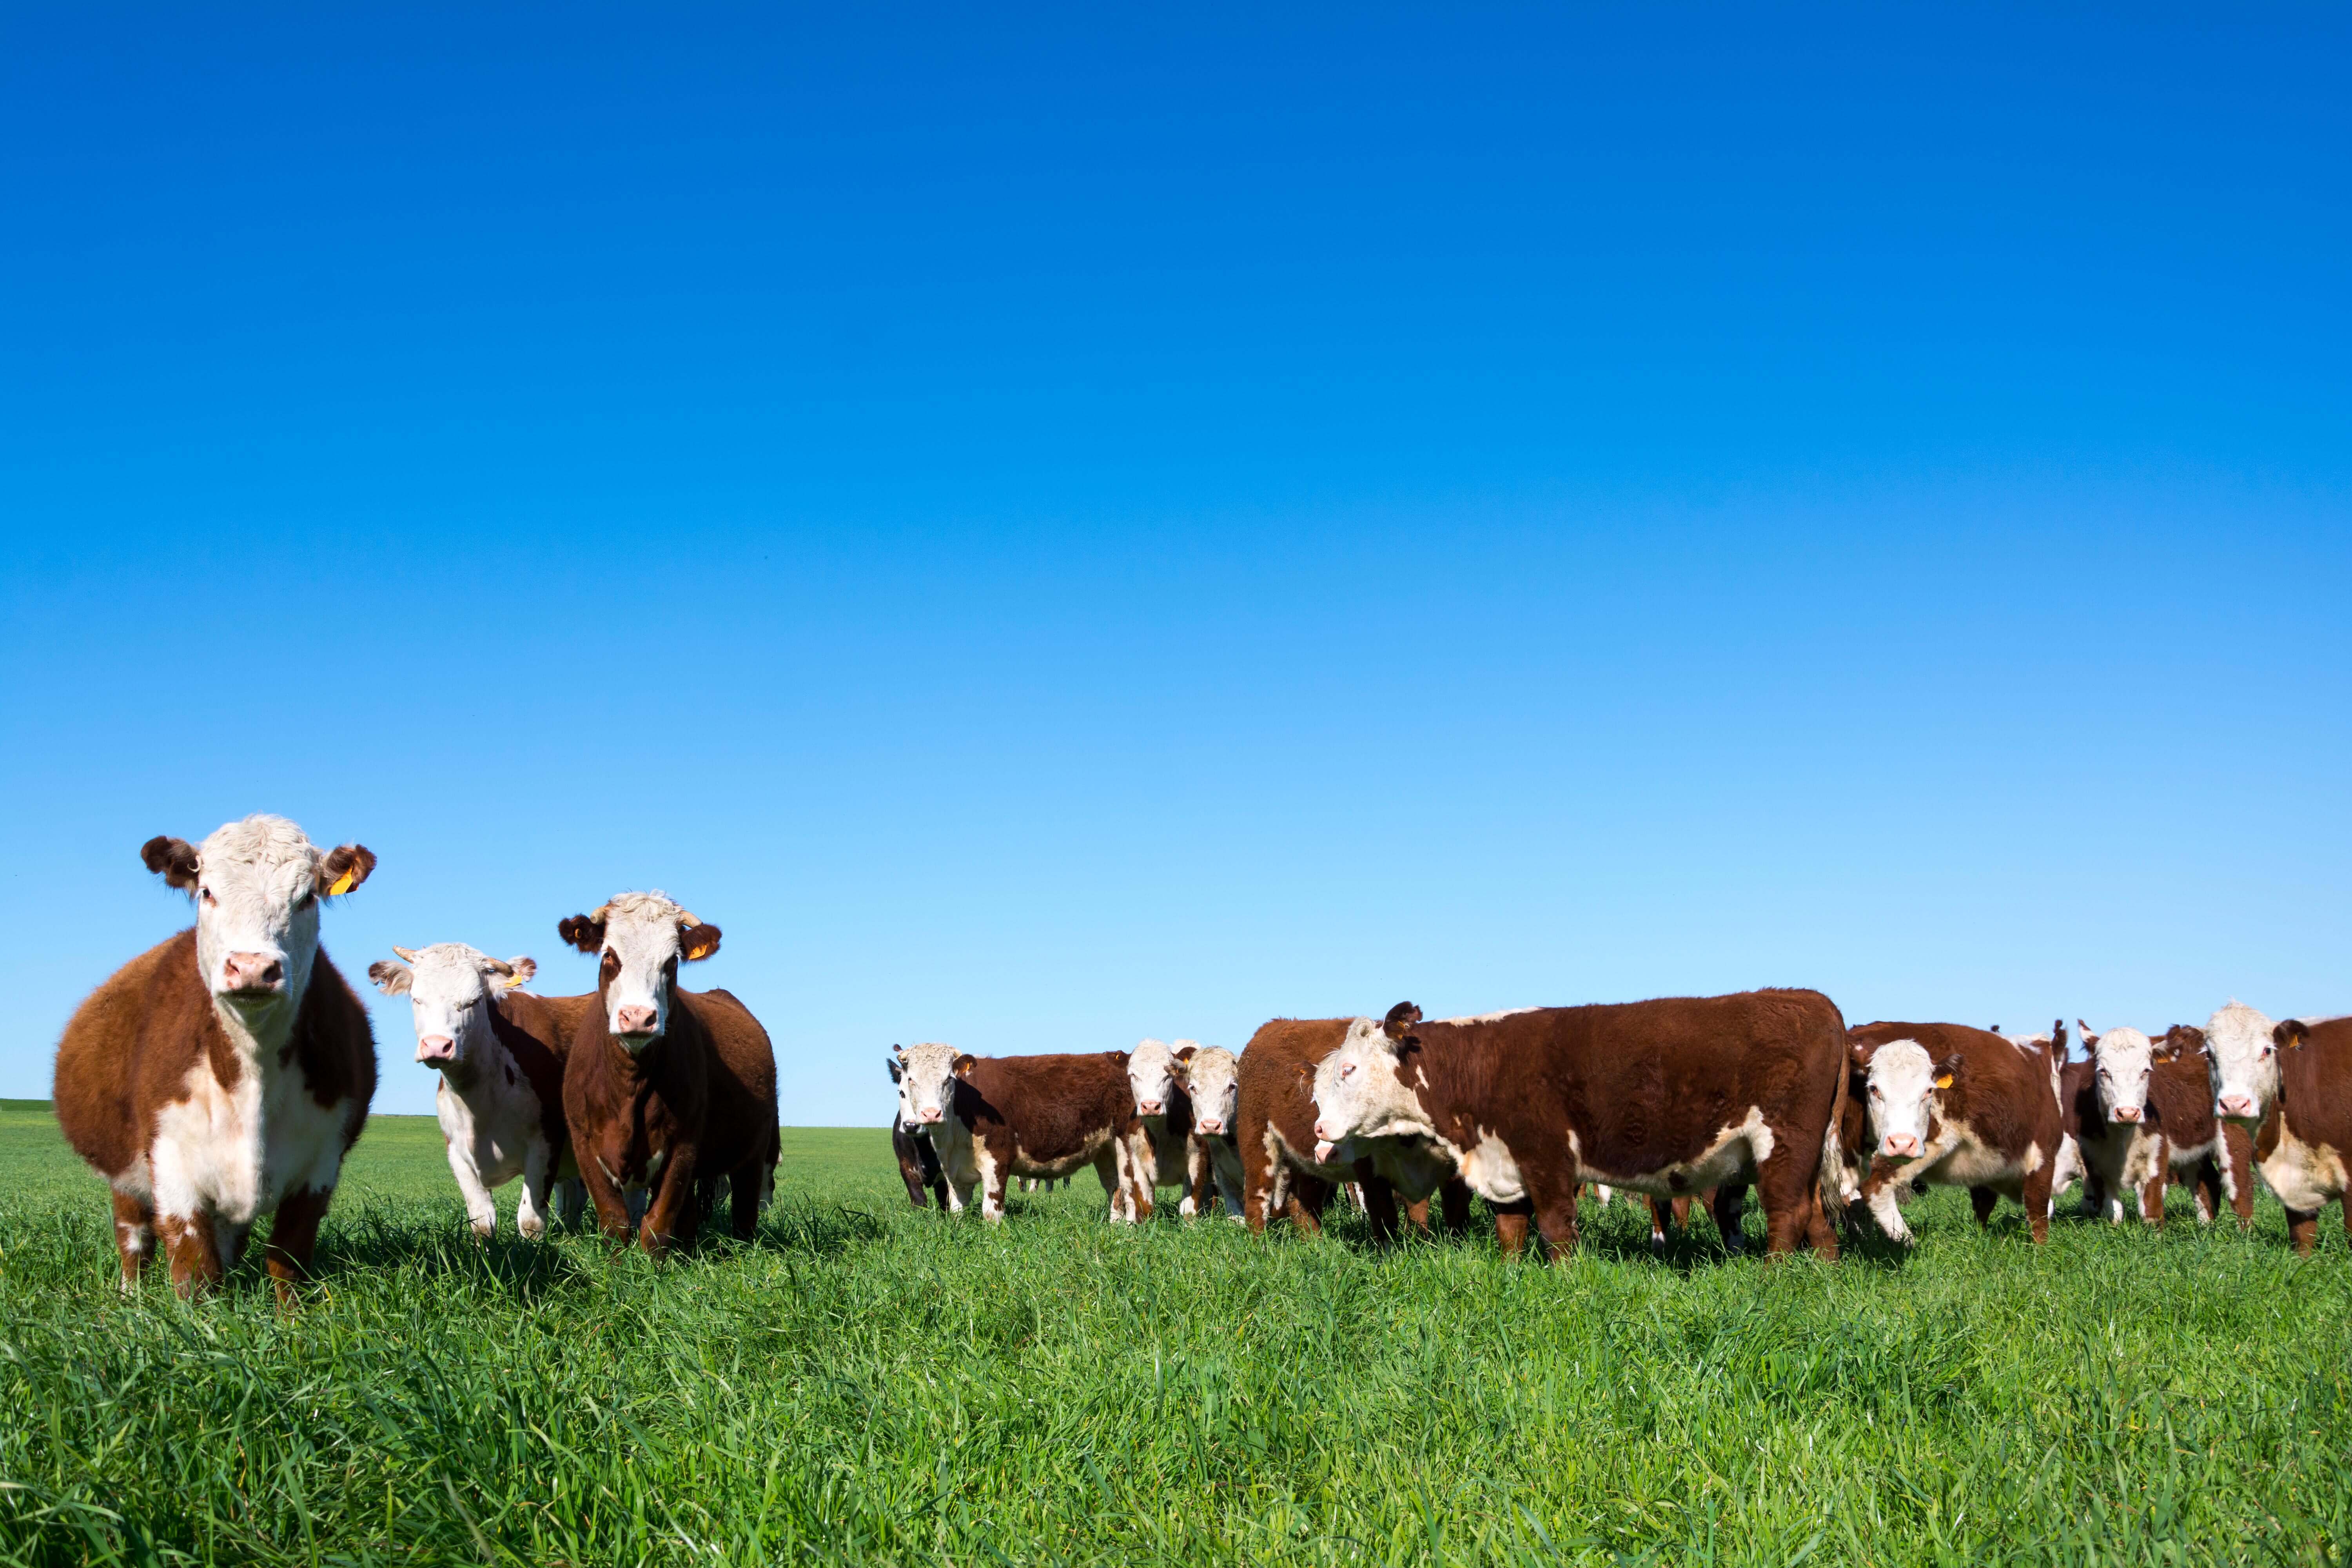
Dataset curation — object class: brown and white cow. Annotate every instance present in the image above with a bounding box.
[53,816,378,1298]
[557,892,779,1256]
[1232,1016,1470,1244]
[1172,1043,1247,1220]
[889,1043,1152,1221]
[369,945,591,1239]
[1124,1038,1206,1216]
[2205,1001,2352,1254]
[1849,1021,2062,1243]
[2073,1019,2254,1227]
[1313,992,1849,1259]
[885,1051,948,1208]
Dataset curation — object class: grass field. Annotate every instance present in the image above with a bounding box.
[1,1096,2347,1567]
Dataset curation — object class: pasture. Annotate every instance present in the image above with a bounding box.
[0,1098,2345,1567]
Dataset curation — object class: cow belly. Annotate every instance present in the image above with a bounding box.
[151,1064,351,1226]
[2259,1130,2348,1212]
[1011,1129,1113,1181]
[1579,1108,1775,1198]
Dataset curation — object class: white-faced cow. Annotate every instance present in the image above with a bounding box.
[1314,993,1850,1259]
[885,1049,948,1208]
[2205,1001,2352,1254]
[1849,1021,2062,1244]
[1173,1042,1247,1220]
[2073,1019,2253,1228]
[53,816,377,1298]
[1125,1038,1207,1217]
[556,892,779,1256]
[368,944,590,1239]
[889,1042,1152,1222]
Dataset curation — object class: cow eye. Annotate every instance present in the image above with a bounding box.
[1339,1063,1356,1080]
[198,886,215,904]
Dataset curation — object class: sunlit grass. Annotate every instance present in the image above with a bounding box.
[0,1103,2345,1565]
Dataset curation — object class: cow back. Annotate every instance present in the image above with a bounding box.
[2275,1016,2352,1162]
[955,1052,1137,1165]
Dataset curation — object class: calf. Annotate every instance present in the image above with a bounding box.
[2074,1020,2252,1227]
[557,893,780,1256]
[889,1043,1152,1221]
[369,945,590,1238]
[2051,1053,2106,1215]
[1850,1021,2062,1243]
[53,816,377,1298]
[2205,1002,2352,1254]
[1173,1043,1247,1220]
[1232,1016,1468,1244]
[886,1051,948,1208]
[1125,1038,1205,1216]
[1313,992,1849,1259]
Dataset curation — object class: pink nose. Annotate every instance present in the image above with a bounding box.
[222,951,284,994]
[417,1036,455,1063]
[1197,1118,1224,1134]
[1883,1134,1920,1158]
[614,1005,658,1034]
[2112,1105,2141,1123]
[1312,1120,1331,1142]
[1138,1100,1162,1115]
[2219,1094,2254,1118]
[919,1107,943,1123]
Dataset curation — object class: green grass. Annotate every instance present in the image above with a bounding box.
[1,1101,2346,1566]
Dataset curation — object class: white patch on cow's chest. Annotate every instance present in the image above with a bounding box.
[149,1040,348,1231]
[436,1070,540,1190]
[1579,1107,1775,1196]
[2259,1129,2348,1212]
[1456,1127,1525,1204]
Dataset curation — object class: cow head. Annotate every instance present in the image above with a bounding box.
[144,815,375,1027]
[368,944,534,1077]
[892,1042,973,1127]
[1310,1002,1434,1161]
[2083,1023,2158,1125]
[557,891,719,1051]
[1125,1038,1185,1118]
[1175,1044,1239,1136]
[2203,1000,2289,1125]
[1858,1038,1960,1161]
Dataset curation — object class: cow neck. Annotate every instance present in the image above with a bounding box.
[489,996,565,1108]
[202,955,306,1092]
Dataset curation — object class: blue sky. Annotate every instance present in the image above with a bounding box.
[4,4,2345,1122]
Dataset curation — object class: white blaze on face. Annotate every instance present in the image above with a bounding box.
[1181,1046,1241,1135]
[2203,1000,2280,1124]
[566,891,719,1049]
[1863,1040,1941,1160]
[1126,1038,1178,1116]
[1310,1018,1434,1160]
[2089,1026,2156,1123]
[369,944,533,1070]
[894,1043,966,1126]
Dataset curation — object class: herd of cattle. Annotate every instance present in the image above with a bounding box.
[45,815,2352,1300]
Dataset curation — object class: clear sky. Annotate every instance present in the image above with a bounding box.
[4,5,2345,1123]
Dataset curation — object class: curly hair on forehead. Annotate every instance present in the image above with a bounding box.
[590,890,704,927]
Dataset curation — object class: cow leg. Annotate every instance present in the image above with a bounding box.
[1438,1178,1472,1238]
[1646,1197,1672,1251]
[159,1210,225,1296]
[1359,1166,1403,1244]
[444,1137,499,1239]
[1712,1184,1749,1256]
[2020,1160,2054,1244]
[2223,1125,2255,1227]
[1091,1147,1120,1225]
[2140,1171,2167,1230]
[575,1151,636,1240]
[1528,1174,1581,1257]
[517,1140,554,1241]
[638,1147,700,1258]
[1492,1197,1533,1258]
[2285,1207,2319,1256]
[263,1185,334,1304]
[1969,1187,1998,1228]
[554,1177,587,1231]
[1287,1172,1332,1235]
[111,1190,156,1290]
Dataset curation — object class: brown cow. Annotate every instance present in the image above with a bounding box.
[557,892,779,1256]
[2205,1002,2352,1254]
[890,1043,1152,1221]
[1313,992,1849,1259]
[1849,1021,2062,1243]
[886,1052,949,1207]
[53,816,377,1299]
[2073,1020,2254,1228]
[1232,1016,1471,1244]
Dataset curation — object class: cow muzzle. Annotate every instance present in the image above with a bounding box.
[221,951,286,996]
[2217,1094,2255,1120]
[416,1035,456,1065]
[1312,1140,1336,1163]
[1881,1133,1921,1158]
[2111,1105,2141,1123]
[613,1004,659,1037]
[918,1107,944,1124]
[1196,1118,1225,1134]
[1137,1100,1163,1116]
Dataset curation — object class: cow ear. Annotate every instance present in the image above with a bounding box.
[2051,1020,2068,1053]
[1934,1053,1963,1090]
[886,1055,902,1083]
[557,915,606,954]
[498,955,537,987]
[1381,1001,1423,1040]
[953,1053,977,1078]
[679,922,721,962]
[2076,1019,2099,1053]
[1105,1050,1130,1068]
[141,836,200,891]
[367,960,413,996]
[2152,1029,2180,1064]
[2274,1019,2309,1051]
[1849,1040,1873,1068]
[318,844,377,898]
[1173,1045,1196,1064]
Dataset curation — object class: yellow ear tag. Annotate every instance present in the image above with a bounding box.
[1934,1074,1954,1089]
[327,869,358,897]
[685,942,714,961]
